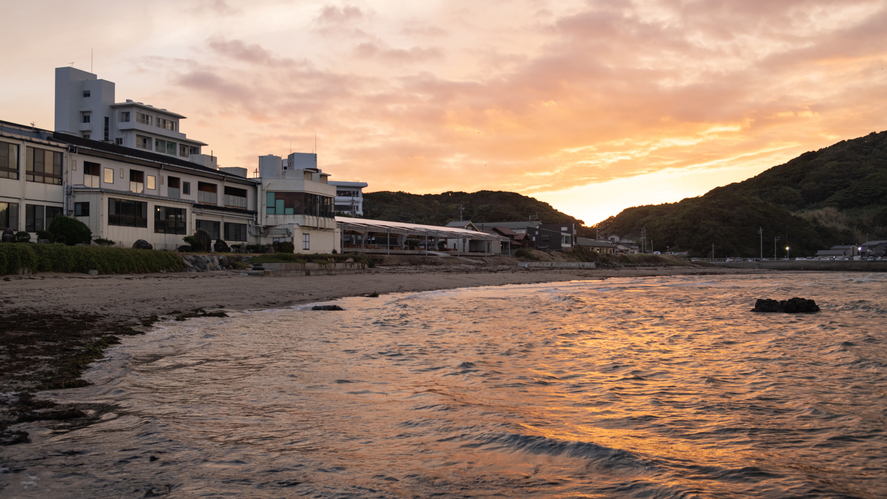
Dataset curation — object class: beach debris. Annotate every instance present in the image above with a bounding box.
[312,305,344,311]
[751,297,820,313]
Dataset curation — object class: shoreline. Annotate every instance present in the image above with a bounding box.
[1,265,766,444]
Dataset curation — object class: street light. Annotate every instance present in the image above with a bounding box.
[786,246,790,260]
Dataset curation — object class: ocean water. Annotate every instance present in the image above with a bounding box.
[1,272,886,498]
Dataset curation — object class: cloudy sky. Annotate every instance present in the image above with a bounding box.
[2,0,886,225]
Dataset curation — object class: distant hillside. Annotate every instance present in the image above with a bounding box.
[595,131,887,257]
[362,190,584,226]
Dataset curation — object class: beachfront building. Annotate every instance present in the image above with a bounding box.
[330,180,368,216]
[256,153,339,253]
[0,123,67,235]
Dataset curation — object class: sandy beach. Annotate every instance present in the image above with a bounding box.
[0,264,764,444]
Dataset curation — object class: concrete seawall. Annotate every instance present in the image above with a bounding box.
[256,262,368,277]
[714,260,887,272]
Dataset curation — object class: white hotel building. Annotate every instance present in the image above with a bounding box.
[1,67,367,253]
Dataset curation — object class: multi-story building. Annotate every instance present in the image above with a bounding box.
[330,180,368,216]
[1,67,342,254]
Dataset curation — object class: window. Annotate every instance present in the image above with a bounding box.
[197,182,217,205]
[74,202,90,217]
[82,133,90,140]
[224,223,247,241]
[0,202,19,230]
[115,138,123,145]
[82,113,91,124]
[189,146,200,155]
[154,206,186,234]
[179,144,189,157]
[0,142,19,180]
[121,111,130,122]
[224,186,247,209]
[25,204,44,232]
[182,181,191,195]
[136,112,152,125]
[136,135,150,149]
[147,175,156,190]
[265,192,334,218]
[104,116,110,141]
[168,176,180,199]
[109,198,148,227]
[26,147,62,185]
[83,90,91,98]
[337,189,360,197]
[167,141,176,156]
[46,206,62,228]
[83,161,100,187]
[303,233,310,250]
[130,170,145,193]
[103,167,114,184]
[196,220,220,239]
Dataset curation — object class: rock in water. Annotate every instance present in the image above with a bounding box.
[752,297,820,313]
[312,305,344,311]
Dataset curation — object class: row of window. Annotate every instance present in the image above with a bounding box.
[105,199,247,240]
[266,192,334,218]
[0,143,63,185]
[0,202,63,232]
[134,134,198,159]
[195,220,248,241]
[132,112,178,132]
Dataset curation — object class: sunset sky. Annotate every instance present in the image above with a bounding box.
[2,0,886,225]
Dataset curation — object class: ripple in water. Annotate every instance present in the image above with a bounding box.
[2,273,886,498]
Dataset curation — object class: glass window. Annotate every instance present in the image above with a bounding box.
[25,204,45,232]
[83,161,100,187]
[0,142,19,180]
[121,111,130,122]
[197,182,218,205]
[83,90,91,97]
[74,202,90,217]
[265,192,334,218]
[196,220,220,239]
[302,233,310,250]
[108,198,148,227]
[25,147,62,185]
[224,223,247,241]
[168,176,180,199]
[136,135,150,149]
[147,175,156,190]
[154,206,187,234]
[103,167,114,184]
[183,181,191,195]
[130,170,145,193]
[82,113,91,123]
[223,186,247,209]
[0,202,19,230]
[179,144,189,157]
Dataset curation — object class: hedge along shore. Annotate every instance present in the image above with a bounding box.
[0,263,768,445]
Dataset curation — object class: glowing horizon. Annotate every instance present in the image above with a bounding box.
[2,0,885,226]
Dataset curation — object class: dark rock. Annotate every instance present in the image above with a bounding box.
[214,239,230,253]
[1,228,14,243]
[194,229,213,253]
[311,305,344,311]
[752,297,820,313]
[177,245,192,252]
[0,429,30,446]
[132,239,154,250]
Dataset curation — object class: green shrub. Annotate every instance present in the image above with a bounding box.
[277,241,295,253]
[15,231,31,243]
[1,245,184,275]
[47,216,92,246]
[36,230,53,242]
[0,244,38,274]
[183,236,203,252]
[514,248,539,261]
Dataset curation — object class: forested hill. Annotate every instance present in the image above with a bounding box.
[361,190,584,226]
[595,130,887,257]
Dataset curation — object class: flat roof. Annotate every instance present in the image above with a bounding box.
[336,216,505,241]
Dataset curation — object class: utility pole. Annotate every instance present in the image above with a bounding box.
[758,227,763,260]
[774,236,780,260]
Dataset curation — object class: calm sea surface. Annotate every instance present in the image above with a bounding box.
[1,272,886,498]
